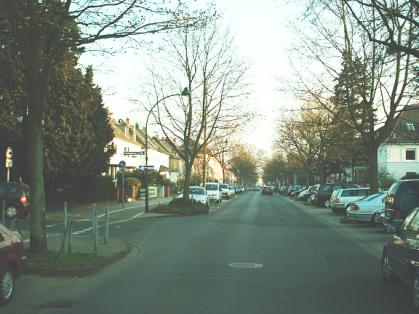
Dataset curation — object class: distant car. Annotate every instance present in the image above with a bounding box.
[205,182,222,203]
[0,182,31,219]
[219,184,230,199]
[297,186,316,201]
[262,186,274,195]
[329,187,370,212]
[381,207,419,312]
[0,223,26,304]
[177,186,210,208]
[346,192,387,224]
[279,186,288,194]
[228,185,236,198]
[383,179,419,232]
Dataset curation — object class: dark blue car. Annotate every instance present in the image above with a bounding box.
[382,207,419,312]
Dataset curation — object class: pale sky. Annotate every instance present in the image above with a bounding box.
[79,0,304,156]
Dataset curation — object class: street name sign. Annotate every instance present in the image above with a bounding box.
[139,165,154,171]
[123,151,145,156]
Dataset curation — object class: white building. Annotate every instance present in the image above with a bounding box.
[378,106,419,179]
[108,119,170,179]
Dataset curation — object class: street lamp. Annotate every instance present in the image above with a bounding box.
[144,87,190,212]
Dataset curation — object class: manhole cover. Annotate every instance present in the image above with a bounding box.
[39,299,75,309]
[228,262,263,269]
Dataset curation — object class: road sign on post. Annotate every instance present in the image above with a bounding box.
[139,165,154,171]
[118,160,126,169]
[5,147,13,182]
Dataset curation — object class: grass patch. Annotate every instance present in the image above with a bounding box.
[27,251,106,269]
[153,198,209,215]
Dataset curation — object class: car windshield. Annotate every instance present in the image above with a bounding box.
[206,184,218,191]
[219,184,228,189]
[189,187,205,195]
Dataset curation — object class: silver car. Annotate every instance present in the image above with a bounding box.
[346,192,387,224]
[177,186,210,208]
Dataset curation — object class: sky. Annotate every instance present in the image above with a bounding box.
[79,0,304,156]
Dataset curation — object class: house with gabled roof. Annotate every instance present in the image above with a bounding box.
[151,136,185,183]
[108,118,171,180]
[378,105,419,179]
[108,118,144,178]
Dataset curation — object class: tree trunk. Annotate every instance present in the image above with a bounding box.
[367,143,379,193]
[183,163,192,203]
[27,115,47,254]
[24,7,47,254]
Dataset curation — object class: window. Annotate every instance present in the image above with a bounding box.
[358,189,369,196]
[406,149,416,161]
[406,123,416,132]
[342,190,352,197]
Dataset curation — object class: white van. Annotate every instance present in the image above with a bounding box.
[205,182,222,203]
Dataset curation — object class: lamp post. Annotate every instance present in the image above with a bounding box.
[144,87,190,212]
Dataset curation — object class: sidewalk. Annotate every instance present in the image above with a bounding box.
[46,197,173,220]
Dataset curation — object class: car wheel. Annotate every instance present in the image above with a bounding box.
[5,205,17,219]
[381,250,395,282]
[0,266,15,304]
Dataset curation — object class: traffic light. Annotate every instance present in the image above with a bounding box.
[5,147,13,168]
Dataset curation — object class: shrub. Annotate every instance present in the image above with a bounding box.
[378,169,396,190]
[124,177,142,200]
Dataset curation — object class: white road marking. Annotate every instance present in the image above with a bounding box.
[132,212,144,218]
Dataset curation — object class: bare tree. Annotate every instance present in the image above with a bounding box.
[343,0,419,58]
[148,20,250,201]
[1,0,207,254]
[286,0,416,192]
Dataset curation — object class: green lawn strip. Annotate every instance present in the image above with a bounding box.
[27,251,106,269]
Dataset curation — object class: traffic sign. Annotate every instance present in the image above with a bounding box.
[118,160,126,169]
[5,147,13,168]
[123,151,145,156]
[139,165,154,171]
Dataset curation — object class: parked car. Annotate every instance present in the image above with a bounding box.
[329,187,370,212]
[383,179,419,232]
[0,223,26,304]
[228,185,236,198]
[346,192,387,224]
[205,182,222,203]
[177,186,210,208]
[279,186,288,194]
[0,182,31,219]
[381,207,419,312]
[297,186,317,201]
[287,185,301,196]
[219,184,231,199]
[262,186,274,196]
[312,183,359,206]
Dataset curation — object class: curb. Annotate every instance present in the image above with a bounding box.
[25,241,131,277]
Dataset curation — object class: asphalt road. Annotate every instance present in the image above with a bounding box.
[10,192,416,314]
